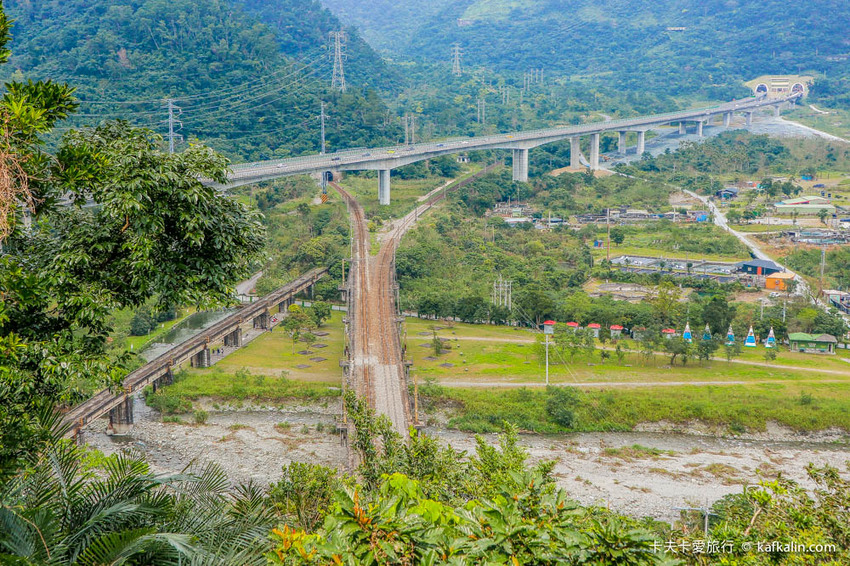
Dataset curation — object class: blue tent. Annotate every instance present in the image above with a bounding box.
[683,322,692,343]
[726,325,735,345]
[765,327,776,348]
[702,324,712,341]
[744,326,757,347]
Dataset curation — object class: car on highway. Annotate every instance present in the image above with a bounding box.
[387,150,395,154]
[436,143,445,147]
[362,152,371,157]
[276,164,286,168]
[331,157,341,161]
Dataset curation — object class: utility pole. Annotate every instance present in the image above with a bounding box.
[451,43,463,77]
[319,102,327,155]
[820,246,826,295]
[477,99,486,125]
[606,207,611,262]
[165,98,182,154]
[329,31,347,93]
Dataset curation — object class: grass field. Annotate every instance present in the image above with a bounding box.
[186,310,346,383]
[148,310,850,433]
[432,381,850,434]
[405,317,850,384]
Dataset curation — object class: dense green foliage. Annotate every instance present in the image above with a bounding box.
[0,10,265,473]
[326,0,849,101]
[0,427,277,565]
[785,246,850,291]
[623,131,850,180]
[2,0,400,161]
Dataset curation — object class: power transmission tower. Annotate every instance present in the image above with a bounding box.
[492,275,512,310]
[451,43,463,77]
[165,98,183,154]
[329,31,347,92]
[403,114,417,145]
[477,99,486,125]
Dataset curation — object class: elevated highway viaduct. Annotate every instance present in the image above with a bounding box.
[217,95,799,204]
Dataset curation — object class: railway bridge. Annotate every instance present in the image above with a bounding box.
[63,268,327,439]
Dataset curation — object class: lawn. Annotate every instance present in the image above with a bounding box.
[404,318,850,383]
[432,381,850,434]
[186,310,346,383]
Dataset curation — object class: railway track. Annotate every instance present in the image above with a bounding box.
[330,164,502,438]
[331,182,410,437]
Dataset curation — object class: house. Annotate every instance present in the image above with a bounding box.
[824,290,850,314]
[456,154,470,163]
[661,328,677,339]
[565,322,580,331]
[631,326,647,340]
[788,332,838,354]
[716,187,739,199]
[773,196,836,215]
[736,259,783,276]
[765,271,795,291]
[609,325,624,338]
[587,323,601,338]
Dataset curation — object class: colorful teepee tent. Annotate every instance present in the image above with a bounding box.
[744,326,757,347]
[765,327,776,348]
[702,324,712,341]
[726,324,735,345]
[682,322,692,343]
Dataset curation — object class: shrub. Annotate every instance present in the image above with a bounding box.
[545,386,580,429]
[193,410,209,425]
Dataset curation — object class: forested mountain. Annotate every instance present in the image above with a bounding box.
[319,0,454,54]
[322,0,850,99]
[2,0,400,160]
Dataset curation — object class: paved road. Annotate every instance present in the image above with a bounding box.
[436,379,847,389]
[220,96,795,188]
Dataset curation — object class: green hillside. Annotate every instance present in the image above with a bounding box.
[2,0,401,160]
[323,0,850,99]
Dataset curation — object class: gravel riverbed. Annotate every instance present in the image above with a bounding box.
[85,396,850,521]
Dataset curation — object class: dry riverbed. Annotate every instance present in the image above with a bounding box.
[85,396,850,521]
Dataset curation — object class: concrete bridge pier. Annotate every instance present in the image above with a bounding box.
[570,136,581,167]
[618,131,627,154]
[745,112,753,127]
[723,112,732,127]
[253,310,270,330]
[223,327,243,348]
[678,122,686,135]
[636,131,646,156]
[191,347,212,368]
[589,133,600,170]
[278,297,293,313]
[511,148,529,182]
[378,169,391,206]
[152,368,174,392]
[107,395,134,435]
[773,105,781,118]
[696,121,705,137]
